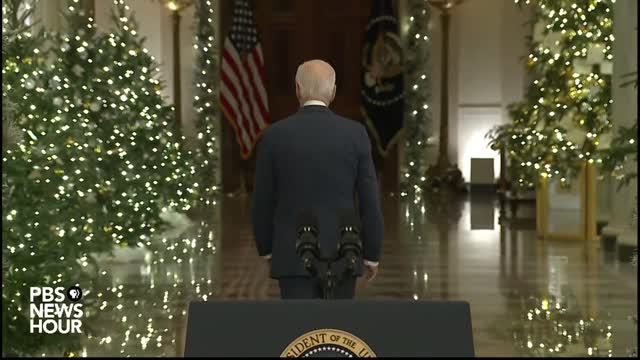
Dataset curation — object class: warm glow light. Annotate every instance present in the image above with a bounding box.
[164,0,193,12]
[166,1,178,11]
[459,109,503,183]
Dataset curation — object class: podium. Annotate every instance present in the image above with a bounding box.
[184,300,474,357]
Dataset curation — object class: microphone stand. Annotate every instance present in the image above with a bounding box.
[315,255,354,300]
[296,216,361,300]
[323,267,335,300]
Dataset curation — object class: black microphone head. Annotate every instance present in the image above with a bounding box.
[295,209,319,264]
[338,209,362,264]
[296,209,318,235]
[338,209,360,234]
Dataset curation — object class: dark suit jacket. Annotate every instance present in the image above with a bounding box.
[251,105,384,279]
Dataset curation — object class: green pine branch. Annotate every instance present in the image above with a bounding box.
[192,0,221,198]
[400,0,431,199]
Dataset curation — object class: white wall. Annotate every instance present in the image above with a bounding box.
[34,0,64,32]
[428,0,530,182]
[605,0,638,243]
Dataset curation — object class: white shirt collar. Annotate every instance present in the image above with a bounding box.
[303,100,327,107]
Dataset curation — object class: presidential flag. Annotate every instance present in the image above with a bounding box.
[220,0,270,159]
[361,0,404,157]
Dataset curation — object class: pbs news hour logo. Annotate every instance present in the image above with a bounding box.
[29,286,84,334]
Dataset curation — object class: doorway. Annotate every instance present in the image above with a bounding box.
[219,0,399,193]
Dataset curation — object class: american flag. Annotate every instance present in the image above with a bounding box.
[220,0,270,159]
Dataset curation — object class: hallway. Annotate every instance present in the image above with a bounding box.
[3,0,637,358]
[6,194,636,357]
[215,193,637,357]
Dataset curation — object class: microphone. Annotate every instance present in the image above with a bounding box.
[338,209,362,273]
[295,209,319,274]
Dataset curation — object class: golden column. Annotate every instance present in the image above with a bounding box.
[424,0,466,191]
[163,0,194,138]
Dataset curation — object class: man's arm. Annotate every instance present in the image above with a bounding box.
[251,131,275,259]
[356,126,384,266]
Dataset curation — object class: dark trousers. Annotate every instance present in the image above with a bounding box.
[278,277,357,299]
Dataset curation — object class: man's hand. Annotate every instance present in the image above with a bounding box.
[364,263,378,284]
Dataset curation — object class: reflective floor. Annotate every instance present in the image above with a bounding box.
[3,193,637,357]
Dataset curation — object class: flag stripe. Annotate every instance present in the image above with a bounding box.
[226,43,264,137]
[245,62,268,128]
[222,45,257,138]
[254,45,268,100]
[247,49,269,118]
[256,43,264,65]
[220,99,249,157]
[219,90,250,153]
[220,82,252,152]
[223,44,260,137]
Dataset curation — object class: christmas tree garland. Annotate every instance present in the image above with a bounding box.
[400,0,432,201]
[192,0,221,201]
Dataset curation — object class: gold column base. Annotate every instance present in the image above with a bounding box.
[536,160,599,244]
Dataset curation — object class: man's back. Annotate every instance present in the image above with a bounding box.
[251,105,383,279]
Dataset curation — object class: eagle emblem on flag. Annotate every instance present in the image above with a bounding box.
[361,0,404,157]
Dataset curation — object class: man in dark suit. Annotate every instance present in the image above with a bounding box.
[251,60,384,299]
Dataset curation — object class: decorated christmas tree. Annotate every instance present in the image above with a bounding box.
[2,0,105,268]
[4,0,201,270]
[88,0,201,250]
[2,1,99,354]
[2,0,202,355]
[488,0,615,191]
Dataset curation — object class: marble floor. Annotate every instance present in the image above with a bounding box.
[3,192,637,357]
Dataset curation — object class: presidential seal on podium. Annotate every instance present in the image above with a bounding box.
[281,329,376,358]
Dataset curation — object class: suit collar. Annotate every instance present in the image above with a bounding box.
[299,105,331,113]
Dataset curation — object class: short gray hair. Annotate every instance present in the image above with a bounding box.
[295,60,336,102]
